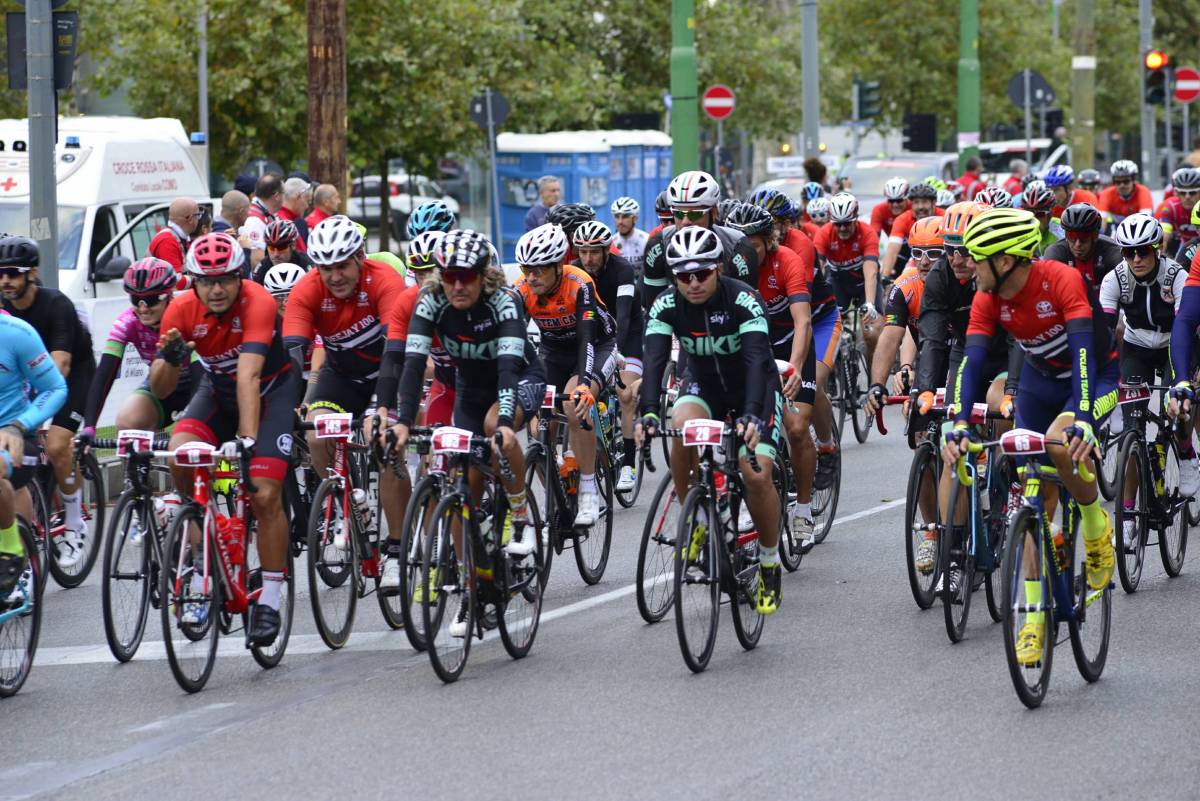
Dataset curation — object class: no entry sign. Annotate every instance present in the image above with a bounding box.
[702,84,736,121]
[1175,67,1200,104]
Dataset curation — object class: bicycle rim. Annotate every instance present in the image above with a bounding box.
[775,451,801,573]
[0,522,42,697]
[850,349,871,444]
[424,494,471,682]
[1068,511,1110,683]
[101,493,151,663]
[161,505,221,694]
[905,444,941,610]
[1097,422,1120,501]
[1114,433,1147,592]
[635,474,677,623]
[1159,437,1189,577]
[942,485,973,643]
[615,441,645,508]
[47,459,106,588]
[728,528,764,651]
[1002,507,1053,708]
[499,487,544,659]
[249,544,295,669]
[524,445,554,584]
[306,479,358,649]
[673,488,719,673]
[397,475,440,651]
[811,420,841,544]
[573,454,613,585]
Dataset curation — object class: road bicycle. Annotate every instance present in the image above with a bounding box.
[35,435,106,588]
[829,302,871,444]
[0,452,43,698]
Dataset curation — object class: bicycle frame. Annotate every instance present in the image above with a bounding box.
[308,414,380,579]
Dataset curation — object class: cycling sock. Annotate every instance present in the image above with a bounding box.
[759,544,779,568]
[816,439,836,453]
[622,439,636,467]
[384,538,404,557]
[190,572,206,596]
[0,521,22,556]
[1179,442,1197,459]
[61,490,83,529]
[259,571,284,610]
[579,473,597,495]
[795,502,812,520]
[1123,499,1136,511]
[509,492,527,518]
[1079,499,1108,542]
[1024,580,1044,626]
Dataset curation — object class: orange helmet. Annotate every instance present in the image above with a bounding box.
[908,216,944,248]
[940,201,992,245]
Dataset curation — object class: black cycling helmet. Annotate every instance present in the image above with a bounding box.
[716,198,741,224]
[724,202,774,237]
[0,236,39,269]
[1060,203,1102,233]
[545,203,596,240]
[654,190,672,222]
[907,183,938,201]
[1077,168,1102,190]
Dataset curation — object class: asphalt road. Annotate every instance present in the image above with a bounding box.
[4,405,1200,801]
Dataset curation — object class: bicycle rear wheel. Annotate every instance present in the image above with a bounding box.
[673,487,720,673]
[47,453,106,588]
[942,486,974,644]
[811,419,841,544]
[161,504,221,694]
[423,494,471,683]
[1159,438,1189,577]
[848,349,871,444]
[573,450,614,585]
[614,436,645,508]
[1096,419,1119,501]
[499,488,544,659]
[101,492,152,663]
[0,521,42,697]
[635,474,677,623]
[728,527,764,651]
[1068,509,1110,683]
[306,479,359,649]
[524,445,554,584]
[904,443,941,610]
[830,359,847,443]
[25,480,49,588]
[248,541,295,669]
[775,450,802,573]
[985,454,1018,623]
[396,474,440,652]
[1114,433,1148,593]
[1002,507,1054,709]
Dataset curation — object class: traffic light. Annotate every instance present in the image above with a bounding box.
[902,113,937,152]
[855,80,882,120]
[1146,49,1169,104]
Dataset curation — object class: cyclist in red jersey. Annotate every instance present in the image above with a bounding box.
[870,177,911,237]
[152,233,300,647]
[880,182,943,278]
[1156,167,1200,258]
[813,192,883,369]
[1097,159,1152,228]
[943,210,1116,662]
[802,197,829,241]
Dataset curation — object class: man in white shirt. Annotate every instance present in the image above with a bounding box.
[610,196,648,273]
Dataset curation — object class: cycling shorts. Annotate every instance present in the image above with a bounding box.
[944,340,1010,410]
[620,326,644,364]
[174,370,301,482]
[51,355,96,433]
[4,436,39,491]
[771,337,816,407]
[542,339,619,395]
[830,271,883,314]
[621,356,643,378]
[453,365,546,436]
[424,378,455,428]
[134,379,193,430]
[811,308,842,371]
[675,370,783,462]
[1014,360,1118,463]
[308,364,375,417]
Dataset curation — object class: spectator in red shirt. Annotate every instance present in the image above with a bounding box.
[244,174,284,270]
[276,177,311,251]
[148,197,201,272]
[306,184,340,231]
[1002,159,1028,198]
[956,156,985,200]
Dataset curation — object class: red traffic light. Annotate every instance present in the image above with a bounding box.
[1145,49,1169,70]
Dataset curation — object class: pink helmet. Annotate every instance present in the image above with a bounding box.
[185,233,245,277]
[124,257,178,295]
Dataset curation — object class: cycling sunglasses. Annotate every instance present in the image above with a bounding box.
[1113,178,1133,186]
[911,247,944,261]
[130,293,170,308]
[441,268,479,286]
[1064,229,1097,241]
[672,267,718,284]
[193,274,238,287]
[946,245,970,259]
[518,262,557,276]
[833,220,855,229]
[671,208,708,221]
[0,267,32,279]
[1122,245,1156,260]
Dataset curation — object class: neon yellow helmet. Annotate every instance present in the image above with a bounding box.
[962,208,1042,261]
[368,250,406,277]
[923,176,947,192]
[1192,201,1200,227]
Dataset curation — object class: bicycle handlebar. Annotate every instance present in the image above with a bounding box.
[649,426,761,473]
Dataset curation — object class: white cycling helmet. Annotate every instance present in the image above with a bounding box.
[977,186,1013,209]
[1110,159,1139,179]
[665,227,723,271]
[573,220,614,249]
[806,197,832,223]
[515,223,569,266]
[263,262,307,296]
[667,170,721,210]
[610,196,640,217]
[935,189,955,209]
[1112,213,1163,249]
[406,230,446,270]
[828,193,859,223]
[308,214,365,266]
[883,177,910,201]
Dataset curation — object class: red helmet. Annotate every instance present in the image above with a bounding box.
[124,257,177,295]
[265,218,298,248]
[185,233,245,277]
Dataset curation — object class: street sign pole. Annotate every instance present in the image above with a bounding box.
[1139,0,1156,188]
[957,0,981,173]
[1185,103,1190,157]
[25,0,58,288]
[800,0,820,157]
[1024,69,1033,165]
[715,119,723,184]
[670,0,699,173]
[1165,67,1174,177]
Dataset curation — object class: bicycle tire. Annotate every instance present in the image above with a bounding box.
[0,520,42,697]
[1067,508,1110,683]
[776,450,802,573]
[635,474,677,624]
[499,485,544,659]
[811,419,841,544]
[673,487,720,673]
[573,449,614,585]
[1097,421,1119,501]
[614,439,645,508]
[1158,437,1189,577]
[46,453,106,588]
[849,349,871,444]
[424,493,471,683]
[306,479,358,650]
[1114,431,1148,593]
[161,504,221,694]
[396,474,440,651]
[524,444,554,584]
[985,454,1017,623]
[1002,506,1054,709]
[660,359,677,464]
[904,443,940,610]
[942,477,974,643]
[25,480,49,588]
[247,537,295,669]
[101,492,152,663]
[728,522,764,651]
[832,357,848,443]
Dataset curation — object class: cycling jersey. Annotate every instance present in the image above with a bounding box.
[3,286,93,366]
[757,245,810,339]
[1098,255,1185,350]
[242,198,274,252]
[579,253,643,362]
[959,259,1113,428]
[1097,184,1153,221]
[884,265,924,339]
[800,221,822,242]
[1050,188,1100,220]
[281,258,403,382]
[641,224,759,308]
[374,282,456,410]
[783,227,835,319]
[1156,196,1200,250]
[640,275,777,420]
[812,221,880,276]
[870,199,908,237]
[395,285,542,429]
[615,228,649,269]
[0,314,67,433]
[1042,235,1123,295]
[888,208,945,246]
[517,265,616,389]
[159,280,291,395]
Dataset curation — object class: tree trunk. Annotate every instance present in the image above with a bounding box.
[307,0,348,208]
[378,154,391,253]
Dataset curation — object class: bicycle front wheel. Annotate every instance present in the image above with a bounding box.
[306,479,358,650]
[904,443,941,609]
[423,494,472,683]
[1114,432,1148,593]
[396,474,440,651]
[499,487,544,660]
[942,482,974,643]
[248,542,295,669]
[1096,419,1120,501]
[811,419,842,544]
[1002,506,1054,709]
[101,492,152,663]
[1068,509,1110,683]
[985,454,1019,623]
[47,453,107,588]
[573,451,614,585]
[0,520,42,697]
[161,504,221,694]
[673,487,720,673]
[1159,437,1189,577]
[848,348,871,444]
[728,524,764,651]
[635,474,678,623]
[775,450,802,573]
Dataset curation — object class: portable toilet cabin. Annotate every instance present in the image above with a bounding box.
[596,130,672,227]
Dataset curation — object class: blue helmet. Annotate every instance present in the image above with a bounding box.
[406,200,456,239]
[747,187,797,220]
[803,181,825,202]
[1041,165,1074,188]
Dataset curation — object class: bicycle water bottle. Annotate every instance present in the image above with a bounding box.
[714,472,732,529]
[351,488,375,534]
[218,515,245,572]
[1154,442,1167,496]
[1051,524,1068,572]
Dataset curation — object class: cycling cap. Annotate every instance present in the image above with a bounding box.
[883,177,910,201]
[610,196,640,217]
[185,233,245,277]
[667,170,721,209]
[264,218,298,249]
[308,215,365,266]
[406,200,456,239]
[515,223,569,266]
[437,229,493,272]
[828,193,859,223]
[1112,213,1163,249]
[1060,203,1102,234]
[406,231,446,270]
[1041,165,1074,188]
[124,257,177,295]
[908,216,944,248]
[263,262,307,296]
[0,236,38,270]
[725,202,774,237]
[666,226,723,271]
[573,220,614,250]
[962,208,1041,260]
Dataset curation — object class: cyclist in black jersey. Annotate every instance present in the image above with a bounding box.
[387,230,545,562]
[572,220,645,493]
[1043,203,1123,299]
[636,227,784,615]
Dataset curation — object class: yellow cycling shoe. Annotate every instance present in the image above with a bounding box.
[1084,512,1115,591]
[686,518,708,563]
[413,566,439,604]
[1015,621,1045,667]
[755,564,782,615]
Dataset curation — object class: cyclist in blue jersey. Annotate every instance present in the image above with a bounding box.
[0,312,68,593]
